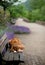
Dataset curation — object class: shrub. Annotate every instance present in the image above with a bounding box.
[8,25,30,34]
[0,6,10,25]
[6,32,14,40]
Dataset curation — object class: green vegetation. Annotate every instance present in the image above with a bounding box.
[0,0,18,10]
[0,0,45,24]
[0,0,45,37]
[7,5,28,19]
[0,6,10,25]
[0,0,18,25]
[7,0,45,22]
[0,0,18,36]
[28,0,45,22]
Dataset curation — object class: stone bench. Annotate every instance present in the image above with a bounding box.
[0,32,25,64]
[0,33,7,46]
[2,50,24,62]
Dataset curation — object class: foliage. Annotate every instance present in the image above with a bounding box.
[0,6,10,25]
[0,0,18,10]
[30,9,41,22]
[30,0,45,10]
[0,0,18,26]
[0,0,45,23]
[8,25,30,34]
[0,25,6,37]
[28,0,45,22]
[7,5,29,19]
[6,32,14,40]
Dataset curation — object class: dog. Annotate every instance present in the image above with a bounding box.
[8,37,24,52]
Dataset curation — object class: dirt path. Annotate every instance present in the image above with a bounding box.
[15,18,45,65]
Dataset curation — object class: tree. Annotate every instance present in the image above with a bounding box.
[30,0,45,10]
[0,0,18,25]
[7,4,27,18]
[28,0,45,22]
[0,0,18,11]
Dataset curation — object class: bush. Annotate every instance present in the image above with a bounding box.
[8,25,30,34]
[7,5,29,19]
[0,6,10,25]
[30,9,41,22]
[0,6,4,24]
[27,8,45,22]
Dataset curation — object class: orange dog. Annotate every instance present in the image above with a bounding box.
[9,38,24,52]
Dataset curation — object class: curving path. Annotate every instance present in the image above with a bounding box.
[15,18,45,65]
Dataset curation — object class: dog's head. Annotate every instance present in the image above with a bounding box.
[8,38,20,45]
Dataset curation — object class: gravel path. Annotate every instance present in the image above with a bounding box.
[15,18,45,65]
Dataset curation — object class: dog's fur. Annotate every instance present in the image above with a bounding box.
[9,38,24,52]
